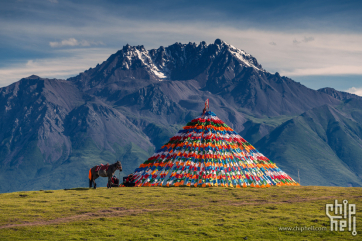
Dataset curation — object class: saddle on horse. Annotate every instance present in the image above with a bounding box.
[88,164,109,181]
[94,164,109,172]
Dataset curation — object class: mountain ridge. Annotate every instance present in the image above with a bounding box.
[1,39,361,192]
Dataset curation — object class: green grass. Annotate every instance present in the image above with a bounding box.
[0,186,361,240]
[236,107,296,128]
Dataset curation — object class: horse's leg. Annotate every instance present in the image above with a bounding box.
[89,178,92,188]
[93,174,98,189]
[106,169,112,188]
[108,175,111,188]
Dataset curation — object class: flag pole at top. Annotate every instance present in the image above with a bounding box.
[203,99,209,115]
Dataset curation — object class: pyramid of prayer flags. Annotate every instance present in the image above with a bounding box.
[130,104,299,188]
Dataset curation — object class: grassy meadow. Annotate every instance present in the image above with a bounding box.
[0,186,361,240]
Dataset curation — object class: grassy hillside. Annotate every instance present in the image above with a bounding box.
[255,104,362,187]
[0,186,361,240]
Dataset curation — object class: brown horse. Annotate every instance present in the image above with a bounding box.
[89,161,122,189]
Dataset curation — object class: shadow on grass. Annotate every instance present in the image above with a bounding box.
[64,188,91,191]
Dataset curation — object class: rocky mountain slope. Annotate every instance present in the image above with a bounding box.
[1,39,361,192]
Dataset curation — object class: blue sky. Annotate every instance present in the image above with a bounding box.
[1,0,362,94]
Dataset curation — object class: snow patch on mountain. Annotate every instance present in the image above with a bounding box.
[134,48,168,80]
[220,41,264,71]
[120,45,168,80]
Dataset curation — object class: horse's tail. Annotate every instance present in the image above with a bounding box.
[88,168,92,180]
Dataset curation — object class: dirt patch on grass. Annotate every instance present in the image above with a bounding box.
[0,207,163,229]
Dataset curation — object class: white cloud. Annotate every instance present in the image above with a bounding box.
[293,39,301,44]
[1,12,362,87]
[49,38,104,48]
[302,36,314,43]
[292,37,314,44]
[345,87,362,97]
[49,38,78,47]
[0,48,115,87]
[280,66,362,76]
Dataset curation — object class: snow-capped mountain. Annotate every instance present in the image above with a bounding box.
[70,39,338,117]
[148,39,264,80]
[1,39,361,193]
[94,39,264,82]
[70,39,263,89]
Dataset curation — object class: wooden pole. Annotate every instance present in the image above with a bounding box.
[298,169,300,184]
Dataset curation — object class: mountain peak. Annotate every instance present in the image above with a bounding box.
[122,44,131,51]
[71,39,265,88]
[318,87,362,101]
[25,75,42,80]
[214,38,226,45]
[199,41,207,46]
